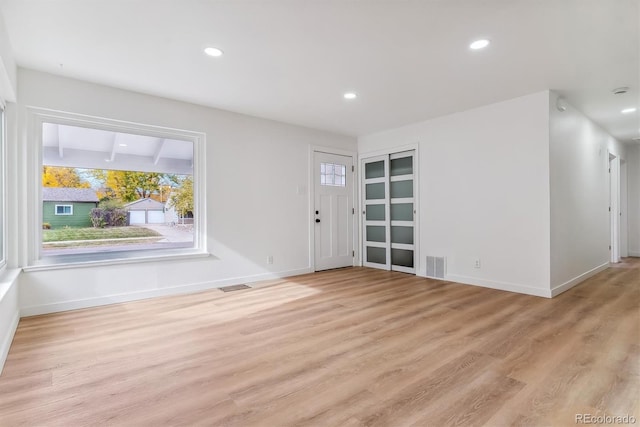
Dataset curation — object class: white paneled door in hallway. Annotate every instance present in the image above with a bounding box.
[314,151,354,271]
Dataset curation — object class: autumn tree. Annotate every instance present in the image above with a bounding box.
[91,170,178,203]
[170,176,193,217]
[42,166,91,188]
[151,185,174,203]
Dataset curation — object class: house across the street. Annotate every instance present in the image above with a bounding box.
[124,198,166,225]
[42,187,99,229]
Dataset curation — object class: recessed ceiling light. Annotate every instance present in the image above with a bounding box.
[119,143,128,147]
[204,47,223,57]
[622,107,636,114]
[343,92,357,100]
[469,39,490,50]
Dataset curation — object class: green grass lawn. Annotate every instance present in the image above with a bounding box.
[43,226,161,242]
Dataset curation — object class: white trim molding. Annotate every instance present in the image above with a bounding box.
[0,268,21,374]
[550,262,609,297]
[443,273,552,298]
[0,311,18,374]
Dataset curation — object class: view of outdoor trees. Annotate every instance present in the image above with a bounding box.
[90,170,177,202]
[41,166,194,255]
[42,167,193,210]
[42,166,91,188]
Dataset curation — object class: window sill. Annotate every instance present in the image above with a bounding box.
[23,250,211,272]
[0,267,21,301]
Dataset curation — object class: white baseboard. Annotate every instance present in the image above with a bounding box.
[550,262,609,297]
[628,251,640,257]
[20,267,312,317]
[443,274,552,298]
[0,311,19,375]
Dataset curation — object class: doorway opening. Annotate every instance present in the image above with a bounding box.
[610,153,620,263]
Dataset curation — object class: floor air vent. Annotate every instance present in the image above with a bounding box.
[219,284,251,292]
[426,256,446,279]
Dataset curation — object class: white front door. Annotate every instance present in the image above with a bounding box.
[314,151,354,271]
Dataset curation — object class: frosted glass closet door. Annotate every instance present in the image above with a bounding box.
[362,156,390,269]
[389,152,415,273]
[362,151,415,273]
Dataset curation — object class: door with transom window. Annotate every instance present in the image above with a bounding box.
[314,151,354,271]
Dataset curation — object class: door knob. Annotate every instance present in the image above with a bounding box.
[315,219,321,223]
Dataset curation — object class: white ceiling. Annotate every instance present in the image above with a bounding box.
[42,123,193,174]
[1,0,638,141]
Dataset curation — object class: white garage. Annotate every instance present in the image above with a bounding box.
[129,210,146,224]
[147,210,165,223]
[124,198,166,225]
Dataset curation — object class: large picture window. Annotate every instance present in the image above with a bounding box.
[30,110,205,266]
[0,107,5,270]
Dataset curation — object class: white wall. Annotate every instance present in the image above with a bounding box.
[0,269,20,374]
[548,91,625,295]
[0,6,16,103]
[0,9,18,373]
[627,144,640,256]
[359,91,551,297]
[15,69,356,315]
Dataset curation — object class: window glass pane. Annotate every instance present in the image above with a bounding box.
[365,160,385,179]
[320,162,346,187]
[366,225,386,243]
[391,248,414,268]
[390,157,413,176]
[390,180,413,198]
[55,205,73,215]
[390,203,413,221]
[391,226,413,244]
[365,183,385,200]
[366,204,385,221]
[41,122,195,258]
[367,246,386,264]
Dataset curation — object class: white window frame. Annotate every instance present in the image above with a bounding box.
[54,204,73,215]
[0,106,6,272]
[25,108,208,269]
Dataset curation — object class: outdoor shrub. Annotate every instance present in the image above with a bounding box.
[91,207,127,228]
[90,209,106,228]
[42,223,51,230]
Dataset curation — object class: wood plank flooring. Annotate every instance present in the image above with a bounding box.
[0,260,638,426]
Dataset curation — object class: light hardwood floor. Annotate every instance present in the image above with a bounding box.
[1,260,638,426]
